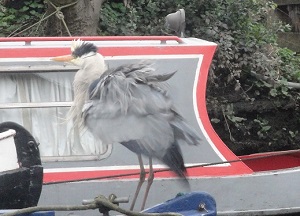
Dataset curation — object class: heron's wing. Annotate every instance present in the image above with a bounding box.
[171,110,202,146]
[83,64,177,157]
[84,102,174,157]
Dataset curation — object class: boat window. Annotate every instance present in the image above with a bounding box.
[0,71,110,161]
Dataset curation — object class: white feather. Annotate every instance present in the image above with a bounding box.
[71,39,85,52]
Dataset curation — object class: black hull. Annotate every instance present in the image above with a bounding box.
[0,166,43,209]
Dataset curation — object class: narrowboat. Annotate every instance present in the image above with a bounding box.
[0,36,299,215]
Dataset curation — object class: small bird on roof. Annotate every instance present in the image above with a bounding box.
[52,39,201,210]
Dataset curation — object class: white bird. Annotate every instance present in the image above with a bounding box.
[52,40,201,210]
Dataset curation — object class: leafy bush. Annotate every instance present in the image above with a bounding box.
[100,0,298,97]
[278,48,300,82]
[0,0,45,37]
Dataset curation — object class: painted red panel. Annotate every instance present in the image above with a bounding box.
[240,151,300,172]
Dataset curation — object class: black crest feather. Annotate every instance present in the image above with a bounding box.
[72,42,98,57]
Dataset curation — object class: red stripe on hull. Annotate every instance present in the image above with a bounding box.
[43,164,250,184]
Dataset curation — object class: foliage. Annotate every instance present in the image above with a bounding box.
[99,0,166,35]
[99,2,136,35]
[100,0,299,96]
[278,48,300,82]
[0,0,45,37]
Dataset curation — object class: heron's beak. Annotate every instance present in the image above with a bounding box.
[51,55,74,62]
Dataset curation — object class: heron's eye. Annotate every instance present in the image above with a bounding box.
[71,49,82,58]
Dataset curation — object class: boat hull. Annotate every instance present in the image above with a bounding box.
[0,122,43,209]
[0,166,43,209]
[38,165,300,215]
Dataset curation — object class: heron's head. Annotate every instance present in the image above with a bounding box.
[51,39,103,68]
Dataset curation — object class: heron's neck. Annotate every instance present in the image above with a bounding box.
[71,53,107,126]
[77,53,107,84]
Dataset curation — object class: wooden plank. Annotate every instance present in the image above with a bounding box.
[274,0,300,5]
[278,32,300,52]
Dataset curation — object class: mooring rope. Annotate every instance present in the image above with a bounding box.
[47,0,77,36]
[10,0,77,37]
[1,194,181,216]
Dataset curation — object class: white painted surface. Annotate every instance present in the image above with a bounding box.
[0,129,19,172]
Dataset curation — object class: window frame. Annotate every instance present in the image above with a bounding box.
[0,62,112,162]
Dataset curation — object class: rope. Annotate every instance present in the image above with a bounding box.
[1,194,181,216]
[47,0,77,36]
[10,0,77,37]
[44,148,300,185]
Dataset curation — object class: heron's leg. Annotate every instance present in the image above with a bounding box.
[130,154,146,211]
[141,156,154,210]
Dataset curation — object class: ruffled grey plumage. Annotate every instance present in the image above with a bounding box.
[83,62,201,178]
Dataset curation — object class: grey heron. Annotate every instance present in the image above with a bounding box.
[52,40,201,210]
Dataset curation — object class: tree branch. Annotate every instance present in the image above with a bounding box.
[250,71,300,89]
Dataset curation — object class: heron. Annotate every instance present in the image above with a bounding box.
[52,40,201,210]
